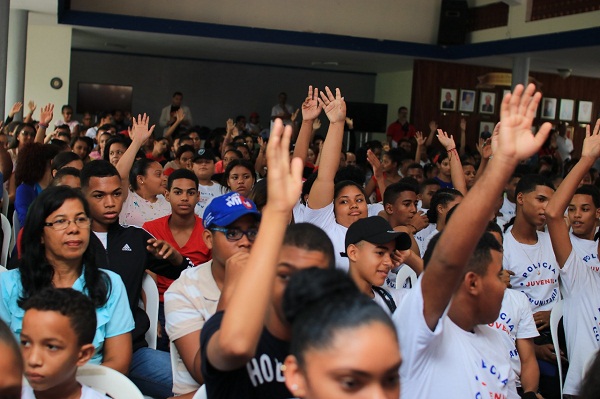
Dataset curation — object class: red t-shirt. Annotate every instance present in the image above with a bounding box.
[386,121,417,143]
[143,215,211,301]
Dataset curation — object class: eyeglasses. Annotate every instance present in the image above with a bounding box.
[211,227,258,242]
[44,216,91,231]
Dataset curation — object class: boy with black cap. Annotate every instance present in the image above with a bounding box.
[345,216,412,314]
[192,148,222,217]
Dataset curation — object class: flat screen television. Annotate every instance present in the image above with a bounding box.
[344,102,388,132]
[76,83,133,114]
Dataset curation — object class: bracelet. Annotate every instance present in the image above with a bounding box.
[446,147,456,153]
[38,123,48,129]
[408,224,418,234]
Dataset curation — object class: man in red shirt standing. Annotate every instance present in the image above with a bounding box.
[387,106,417,147]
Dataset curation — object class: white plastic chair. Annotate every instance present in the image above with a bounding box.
[2,186,8,217]
[395,266,418,289]
[10,211,20,255]
[550,299,564,399]
[76,364,144,399]
[140,273,159,349]
[193,385,207,399]
[0,214,10,267]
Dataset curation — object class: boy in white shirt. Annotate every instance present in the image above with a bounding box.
[545,119,600,396]
[566,184,600,273]
[392,84,552,399]
[192,149,222,218]
[20,288,109,399]
[344,216,412,314]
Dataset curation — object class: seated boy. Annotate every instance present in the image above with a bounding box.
[20,287,109,399]
[344,216,412,313]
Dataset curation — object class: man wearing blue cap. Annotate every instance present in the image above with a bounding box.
[344,216,412,314]
[164,190,261,396]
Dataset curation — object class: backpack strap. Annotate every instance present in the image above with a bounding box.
[372,286,397,314]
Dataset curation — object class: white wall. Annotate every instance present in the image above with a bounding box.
[24,13,72,113]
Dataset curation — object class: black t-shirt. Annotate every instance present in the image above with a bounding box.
[200,311,293,399]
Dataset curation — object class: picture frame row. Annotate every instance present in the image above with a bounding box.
[439,88,594,123]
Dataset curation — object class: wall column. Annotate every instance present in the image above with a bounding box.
[5,9,28,119]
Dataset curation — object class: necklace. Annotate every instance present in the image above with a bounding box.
[510,230,541,276]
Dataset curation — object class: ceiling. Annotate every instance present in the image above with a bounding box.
[11,0,600,79]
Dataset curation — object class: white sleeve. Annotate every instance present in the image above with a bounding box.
[368,203,384,216]
[559,249,589,297]
[302,202,336,231]
[515,291,539,339]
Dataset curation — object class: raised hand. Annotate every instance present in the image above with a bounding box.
[345,117,354,130]
[460,118,467,131]
[366,149,383,178]
[301,86,322,121]
[265,119,303,213]
[39,103,54,125]
[9,102,23,117]
[582,118,600,159]
[175,108,185,124]
[312,119,321,131]
[415,131,426,146]
[27,101,37,114]
[436,129,456,151]
[291,108,300,123]
[226,118,235,135]
[130,113,155,144]
[476,138,493,159]
[319,86,346,124]
[429,120,438,133]
[496,84,551,163]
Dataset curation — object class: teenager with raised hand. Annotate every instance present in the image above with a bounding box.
[201,119,321,398]
[392,83,551,399]
[432,128,467,194]
[544,118,600,397]
[303,87,372,271]
[282,268,402,399]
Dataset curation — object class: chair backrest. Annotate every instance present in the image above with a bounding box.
[395,266,417,289]
[76,364,144,399]
[10,210,20,255]
[0,214,10,267]
[140,273,159,349]
[193,384,207,399]
[550,299,564,399]
[2,186,8,217]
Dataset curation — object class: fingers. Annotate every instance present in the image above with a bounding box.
[594,118,600,136]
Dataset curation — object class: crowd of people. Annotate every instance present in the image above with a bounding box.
[0,84,599,399]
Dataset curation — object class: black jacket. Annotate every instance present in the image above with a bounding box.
[90,222,192,351]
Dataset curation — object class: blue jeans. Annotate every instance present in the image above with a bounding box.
[129,347,173,398]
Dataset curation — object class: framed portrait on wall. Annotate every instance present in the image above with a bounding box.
[480,91,496,114]
[479,121,495,140]
[578,101,593,124]
[541,98,557,120]
[459,89,476,113]
[559,99,575,121]
[440,88,457,111]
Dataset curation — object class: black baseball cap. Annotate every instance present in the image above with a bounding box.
[344,217,412,253]
[193,148,216,162]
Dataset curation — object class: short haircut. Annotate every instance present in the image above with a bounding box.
[167,168,199,190]
[423,231,502,277]
[51,151,81,172]
[61,105,72,113]
[383,182,418,206]
[426,188,463,223]
[22,287,97,346]
[80,160,120,189]
[515,174,555,197]
[574,184,600,208]
[176,144,195,160]
[419,178,441,194]
[223,148,243,159]
[407,162,423,171]
[384,148,406,166]
[51,167,81,187]
[283,223,336,270]
[173,91,183,97]
[0,318,23,371]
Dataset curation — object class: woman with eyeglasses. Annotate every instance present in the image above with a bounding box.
[0,186,134,374]
[7,122,36,166]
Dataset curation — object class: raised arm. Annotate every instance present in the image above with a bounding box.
[292,86,322,163]
[458,118,467,156]
[546,118,600,267]
[425,121,437,147]
[306,87,346,210]
[365,149,387,199]
[422,84,551,330]
[163,108,185,139]
[415,131,426,163]
[437,129,467,195]
[115,114,155,199]
[206,119,303,370]
[35,104,54,144]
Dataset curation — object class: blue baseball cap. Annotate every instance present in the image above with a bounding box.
[203,192,261,228]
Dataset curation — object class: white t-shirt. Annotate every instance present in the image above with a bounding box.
[556,135,574,162]
[485,289,538,390]
[415,224,439,258]
[301,203,386,272]
[371,285,407,315]
[570,233,600,274]
[393,278,517,399]
[559,250,600,395]
[165,261,220,395]
[195,182,223,219]
[503,229,559,312]
[22,384,109,398]
[85,126,99,140]
[119,191,171,227]
[499,196,516,225]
